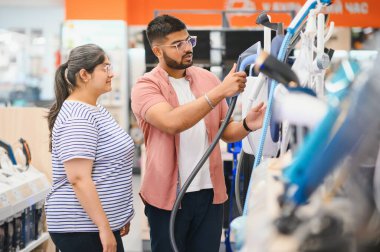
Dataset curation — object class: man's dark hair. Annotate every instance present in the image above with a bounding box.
[146,15,187,45]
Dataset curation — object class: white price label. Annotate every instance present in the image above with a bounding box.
[34,178,45,191]
[19,184,32,198]
[29,181,40,194]
[5,191,17,204]
[0,194,9,208]
[14,189,24,202]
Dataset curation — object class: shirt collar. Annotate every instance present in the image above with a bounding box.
[155,65,193,84]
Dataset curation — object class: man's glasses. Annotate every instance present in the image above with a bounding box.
[160,36,197,53]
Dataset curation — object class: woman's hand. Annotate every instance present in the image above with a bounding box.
[99,227,117,252]
[120,222,131,237]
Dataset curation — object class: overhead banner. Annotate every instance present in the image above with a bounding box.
[65,0,380,27]
[227,0,378,27]
[125,0,380,27]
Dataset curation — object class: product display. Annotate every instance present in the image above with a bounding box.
[0,222,4,252]
[1,1,379,252]
[12,214,22,251]
[157,0,380,251]
[0,138,50,251]
[35,202,44,239]
[4,220,14,252]
[0,142,16,166]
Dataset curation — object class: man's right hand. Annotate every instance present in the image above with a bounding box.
[219,63,247,97]
[99,227,117,252]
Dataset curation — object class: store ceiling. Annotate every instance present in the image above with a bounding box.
[0,0,63,7]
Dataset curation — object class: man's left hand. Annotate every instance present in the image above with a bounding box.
[246,102,266,131]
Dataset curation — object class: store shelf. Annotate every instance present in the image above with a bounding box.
[12,188,50,218]
[0,187,50,221]
[0,204,12,222]
[0,167,50,222]
[20,232,50,252]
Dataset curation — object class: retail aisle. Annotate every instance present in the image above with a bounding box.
[122,174,143,252]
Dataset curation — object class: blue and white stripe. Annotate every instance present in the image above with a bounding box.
[45,100,134,232]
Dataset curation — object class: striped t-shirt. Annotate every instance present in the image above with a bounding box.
[45,100,134,232]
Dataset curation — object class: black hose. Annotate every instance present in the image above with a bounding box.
[169,96,238,252]
[234,151,257,216]
[234,150,245,215]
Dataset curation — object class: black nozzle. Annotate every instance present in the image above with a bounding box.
[275,214,301,235]
[244,64,258,77]
[274,202,300,235]
[325,48,335,60]
[256,12,270,25]
[255,52,300,87]
[256,12,284,35]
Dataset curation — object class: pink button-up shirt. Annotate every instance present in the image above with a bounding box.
[131,65,228,210]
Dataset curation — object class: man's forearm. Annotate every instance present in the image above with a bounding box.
[150,86,226,135]
[221,121,250,143]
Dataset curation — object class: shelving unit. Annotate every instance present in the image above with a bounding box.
[0,106,55,252]
[20,232,50,252]
[0,166,50,251]
[0,166,50,222]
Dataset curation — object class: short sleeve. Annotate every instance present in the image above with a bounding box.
[54,118,98,162]
[131,78,167,120]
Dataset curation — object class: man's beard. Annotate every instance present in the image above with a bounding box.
[163,51,193,70]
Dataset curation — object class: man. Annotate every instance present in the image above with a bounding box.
[131,15,266,252]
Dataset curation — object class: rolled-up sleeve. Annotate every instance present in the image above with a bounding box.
[131,78,167,120]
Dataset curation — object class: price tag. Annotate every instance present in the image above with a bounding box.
[19,184,32,198]
[0,194,9,208]
[34,178,45,191]
[5,191,17,204]
[41,177,51,190]
[28,180,38,194]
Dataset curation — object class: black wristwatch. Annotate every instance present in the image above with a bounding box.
[243,117,252,132]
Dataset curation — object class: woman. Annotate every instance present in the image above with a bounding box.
[45,44,134,252]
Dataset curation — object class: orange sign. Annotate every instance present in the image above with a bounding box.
[66,0,380,27]
[66,0,127,20]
